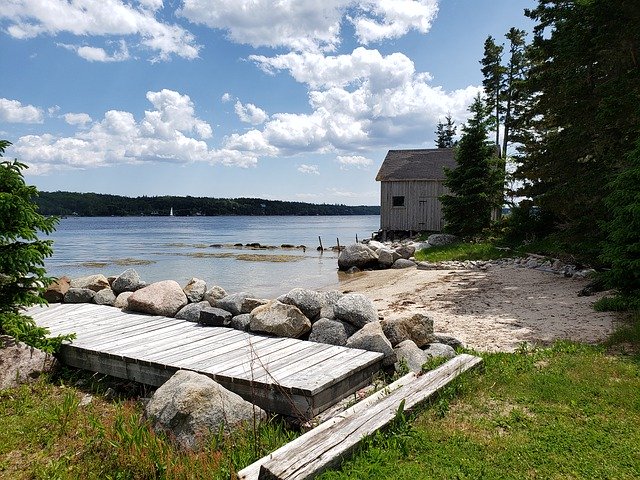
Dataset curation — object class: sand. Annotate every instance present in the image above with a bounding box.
[324,265,618,352]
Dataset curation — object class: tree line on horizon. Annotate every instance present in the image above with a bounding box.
[34,191,380,217]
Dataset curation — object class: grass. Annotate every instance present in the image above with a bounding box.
[414,242,514,263]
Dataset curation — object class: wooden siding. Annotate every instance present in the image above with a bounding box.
[380,180,449,231]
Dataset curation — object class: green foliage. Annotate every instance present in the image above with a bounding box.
[0,312,74,354]
[498,200,555,244]
[435,114,456,148]
[414,242,512,263]
[481,35,505,149]
[440,95,504,237]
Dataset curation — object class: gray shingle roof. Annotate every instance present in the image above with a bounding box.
[375,148,456,181]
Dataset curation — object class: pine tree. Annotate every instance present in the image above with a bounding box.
[435,114,456,148]
[440,96,502,237]
[480,36,505,153]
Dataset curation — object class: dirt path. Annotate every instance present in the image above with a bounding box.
[323,265,618,352]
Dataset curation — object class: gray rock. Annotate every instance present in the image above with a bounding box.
[215,292,254,316]
[377,248,400,268]
[432,334,463,349]
[64,287,96,304]
[0,336,58,390]
[346,321,395,367]
[308,318,357,346]
[94,288,116,306]
[427,234,459,247]
[241,297,269,314]
[423,342,456,359]
[114,291,134,309]
[70,274,110,292]
[413,241,431,253]
[249,300,311,338]
[175,301,212,322]
[145,370,265,451]
[43,276,70,303]
[395,245,416,260]
[127,280,188,317]
[392,258,417,269]
[112,269,144,294]
[394,339,429,373]
[229,314,251,331]
[204,285,227,305]
[346,266,361,274]
[278,288,324,321]
[381,313,435,347]
[334,293,378,328]
[338,244,379,271]
[199,307,233,326]
[367,240,387,251]
[183,278,207,303]
[318,290,343,319]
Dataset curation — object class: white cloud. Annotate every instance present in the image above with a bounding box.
[336,155,373,169]
[0,98,43,123]
[63,113,92,126]
[297,164,320,175]
[58,40,130,62]
[221,92,233,103]
[2,0,199,61]
[234,101,268,125]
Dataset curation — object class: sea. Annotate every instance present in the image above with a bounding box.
[44,215,380,298]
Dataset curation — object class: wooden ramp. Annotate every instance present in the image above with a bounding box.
[27,303,383,419]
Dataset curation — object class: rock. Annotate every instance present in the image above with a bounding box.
[278,288,324,321]
[94,288,116,306]
[346,322,395,367]
[70,274,110,292]
[367,240,386,251]
[215,292,254,316]
[318,290,343,319]
[241,298,269,314]
[175,301,212,322]
[249,300,311,338]
[183,278,207,303]
[381,313,435,347]
[416,261,436,270]
[43,276,70,303]
[127,280,188,317]
[204,285,227,305]
[346,266,361,274]
[427,234,459,247]
[395,245,416,260]
[334,293,378,328]
[145,370,265,451]
[112,269,144,294]
[229,314,251,331]
[114,291,134,309]
[423,343,456,359]
[573,268,597,279]
[308,318,357,346]
[377,248,400,268]
[432,334,464,350]
[0,336,58,390]
[413,242,431,253]
[199,307,233,327]
[394,340,430,373]
[338,244,379,271]
[64,287,96,304]
[391,258,416,269]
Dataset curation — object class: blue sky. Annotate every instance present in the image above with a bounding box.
[1,0,534,205]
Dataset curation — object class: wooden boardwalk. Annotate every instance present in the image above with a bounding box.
[27,303,383,419]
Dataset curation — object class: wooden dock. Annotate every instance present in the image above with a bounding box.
[27,303,383,419]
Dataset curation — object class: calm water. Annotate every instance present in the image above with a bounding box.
[45,216,380,298]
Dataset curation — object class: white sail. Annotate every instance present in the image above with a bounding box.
[169,207,174,216]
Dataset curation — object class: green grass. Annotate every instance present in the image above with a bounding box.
[414,242,514,263]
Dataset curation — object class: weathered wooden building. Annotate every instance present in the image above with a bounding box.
[376,148,456,236]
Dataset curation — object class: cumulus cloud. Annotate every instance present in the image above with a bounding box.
[58,40,130,62]
[63,113,92,126]
[221,92,233,103]
[2,0,199,61]
[0,98,44,123]
[336,155,373,169]
[234,101,269,125]
[297,164,320,175]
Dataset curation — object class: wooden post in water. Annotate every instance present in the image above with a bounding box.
[356,234,359,243]
[336,237,341,252]
[318,236,323,252]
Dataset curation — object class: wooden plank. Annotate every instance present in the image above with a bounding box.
[84,320,194,351]
[150,329,248,364]
[41,308,142,332]
[244,354,482,480]
[140,328,247,362]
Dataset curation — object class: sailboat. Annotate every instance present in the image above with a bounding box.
[169,207,174,217]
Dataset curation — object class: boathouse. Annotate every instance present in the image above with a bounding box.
[375,148,456,236]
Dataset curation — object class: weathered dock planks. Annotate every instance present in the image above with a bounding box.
[27,303,383,418]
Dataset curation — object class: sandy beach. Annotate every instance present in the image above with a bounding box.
[326,265,618,352]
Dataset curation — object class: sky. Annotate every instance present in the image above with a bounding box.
[1,0,536,206]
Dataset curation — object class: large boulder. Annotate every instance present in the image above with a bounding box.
[318,290,343,319]
[198,307,233,327]
[127,280,188,317]
[145,370,265,451]
[377,248,400,268]
[175,301,212,322]
[249,300,311,338]
[278,288,324,321]
[309,318,356,346]
[215,292,254,316]
[395,245,416,260]
[346,321,395,367]
[111,269,144,294]
[43,276,70,303]
[394,339,429,373]
[334,293,378,328]
[114,291,134,309]
[427,234,459,247]
[423,343,456,359]
[241,297,269,314]
[0,336,58,390]
[70,274,110,292]
[229,314,251,331]
[381,313,435,348]
[338,244,379,271]
[64,287,95,304]
[433,334,464,350]
[204,286,227,305]
[94,288,116,306]
[183,278,207,303]
[391,258,417,269]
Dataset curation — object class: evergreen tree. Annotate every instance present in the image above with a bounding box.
[435,114,457,148]
[502,28,527,157]
[440,96,502,237]
[480,36,505,153]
